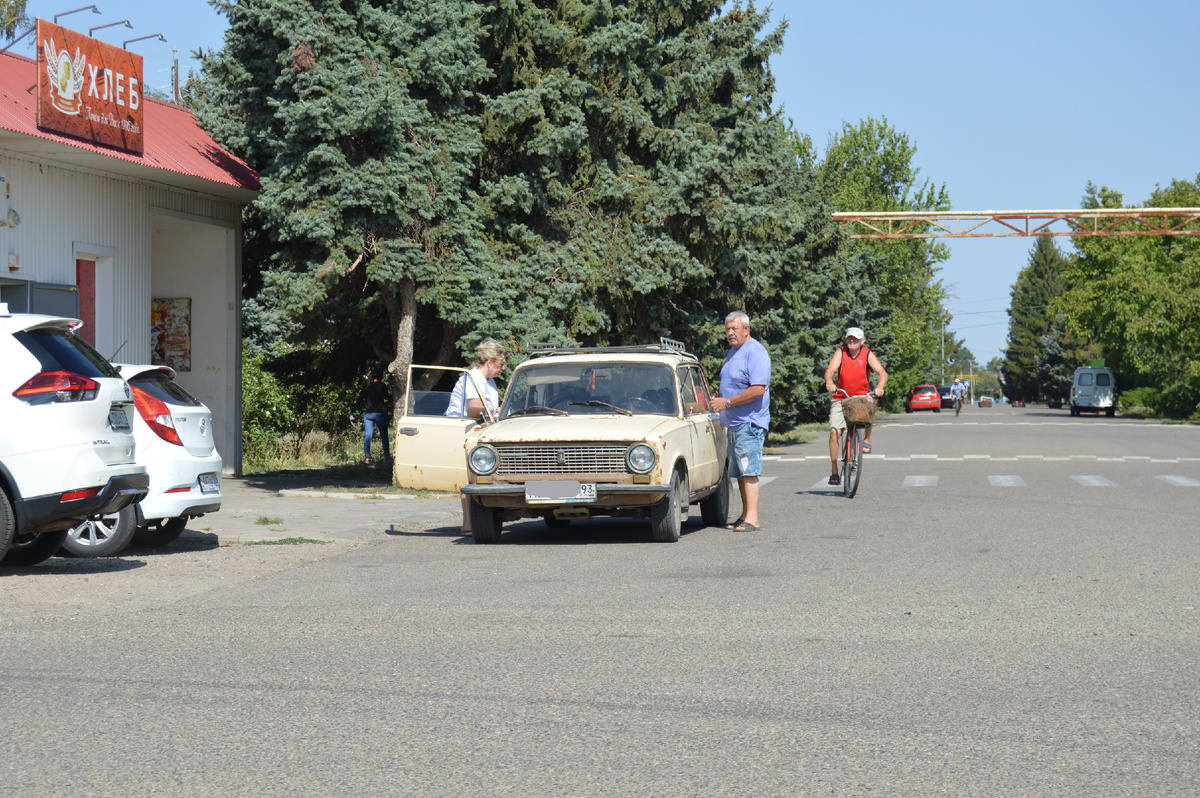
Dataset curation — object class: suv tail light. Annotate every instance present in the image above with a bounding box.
[132,385,183,446]
[13,371,99,404]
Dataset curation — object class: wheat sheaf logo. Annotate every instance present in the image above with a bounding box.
[43,38,87,115]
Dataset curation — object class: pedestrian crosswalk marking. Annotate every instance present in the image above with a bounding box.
[1071,475,1119,487]
[1155,475,1200,487]
[791,473,1198,490]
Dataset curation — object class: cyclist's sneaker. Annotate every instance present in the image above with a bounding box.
[828,474,841,485]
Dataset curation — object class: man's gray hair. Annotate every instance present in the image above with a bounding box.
[725,311,750,328]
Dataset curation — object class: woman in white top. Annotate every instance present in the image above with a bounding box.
[444,338,505,418]
[450,338,508,534]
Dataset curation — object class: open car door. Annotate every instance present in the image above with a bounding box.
[393,365,494,491]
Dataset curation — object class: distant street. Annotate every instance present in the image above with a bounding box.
[2,404,1198,797]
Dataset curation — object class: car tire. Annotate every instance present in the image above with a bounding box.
[0,489,14,561]
[132,517,188,548]
[1105,407,1115,417]
[60,505,137,558]
[651,468,687,543]
[469,499,502,544]
[699,462,730,528]
[905,406,912,413]
[933,408,940,413]
[543,514,571,529]
[1,529,68,566]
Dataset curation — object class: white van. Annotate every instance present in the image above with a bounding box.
[1070,366,1116,417]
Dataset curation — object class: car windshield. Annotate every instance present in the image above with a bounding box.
[502,361,678,418]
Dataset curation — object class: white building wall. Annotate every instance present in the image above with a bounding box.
[1,151,244,471]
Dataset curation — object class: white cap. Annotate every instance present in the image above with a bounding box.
[845,327,865,340]
[954,378,961,383]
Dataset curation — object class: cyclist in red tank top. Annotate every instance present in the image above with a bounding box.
[823,327,888,485]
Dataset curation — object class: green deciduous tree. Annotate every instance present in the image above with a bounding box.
[797,117,951,407]
[1,0,27,39]
[1054,177,1200,418]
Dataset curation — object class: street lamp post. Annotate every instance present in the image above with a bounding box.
[123,33,166,49]
[89,20,132,38]
[55,5,101,24]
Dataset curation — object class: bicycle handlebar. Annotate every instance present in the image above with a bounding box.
[833,388,877,401]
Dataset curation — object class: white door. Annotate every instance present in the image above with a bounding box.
[393,365,488,492]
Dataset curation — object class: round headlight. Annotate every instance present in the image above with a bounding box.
[468,444,498,475]
[626,443,657,474]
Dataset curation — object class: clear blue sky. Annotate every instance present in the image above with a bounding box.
[16,0,1198,367]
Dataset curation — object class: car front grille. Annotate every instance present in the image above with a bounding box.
[496,444,628,476]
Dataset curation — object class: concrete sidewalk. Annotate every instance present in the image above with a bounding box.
[178,476,463,545]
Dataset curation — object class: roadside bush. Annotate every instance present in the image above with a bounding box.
[1160,378,1200,421]
[1117,386,1160,419]
[241,341,376,472]
[242,343,297,466]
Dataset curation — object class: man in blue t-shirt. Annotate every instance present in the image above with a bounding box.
[709,311,770,531]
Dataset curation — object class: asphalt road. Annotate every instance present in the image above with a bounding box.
[1,404,1198,797]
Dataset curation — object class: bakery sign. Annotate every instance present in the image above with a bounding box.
[36,19,145,155]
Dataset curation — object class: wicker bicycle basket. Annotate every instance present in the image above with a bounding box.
[841,395,876,424]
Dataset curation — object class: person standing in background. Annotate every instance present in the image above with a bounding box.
[361,370,391,465]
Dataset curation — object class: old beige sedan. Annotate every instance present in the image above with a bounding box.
[393,341,729,543]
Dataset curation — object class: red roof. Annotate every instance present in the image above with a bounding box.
[0,50,258,200]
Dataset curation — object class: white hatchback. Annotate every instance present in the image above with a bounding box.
[117,364,222,548]
[0,304,148,565]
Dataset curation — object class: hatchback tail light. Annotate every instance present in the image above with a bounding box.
[13,371,99,404]
[132,385,183,445]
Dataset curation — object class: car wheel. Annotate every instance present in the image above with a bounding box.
[60,505,137,558]
[543,514,571,529]
[132,517,188,548]
[1,529,68,566]
[650,469,687,543]
[905,406,912,413]
[1105,407,1115,417]
[933,407,941,413]
[0,489,14,561]
[469,499,502,544]
[699,461,730,528]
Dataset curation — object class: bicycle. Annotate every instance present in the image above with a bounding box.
[955,395,963,416]
[834,389,876,498]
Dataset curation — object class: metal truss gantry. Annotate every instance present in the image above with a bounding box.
[832,208,1200,239]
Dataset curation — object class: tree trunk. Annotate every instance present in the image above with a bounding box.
[381,276,417,485]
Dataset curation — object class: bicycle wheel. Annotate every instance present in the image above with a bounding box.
[842,425,863,498]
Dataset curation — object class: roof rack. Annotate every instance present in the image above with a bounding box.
[525,337,697,361]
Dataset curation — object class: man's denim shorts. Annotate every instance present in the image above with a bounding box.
[728,424,766,478]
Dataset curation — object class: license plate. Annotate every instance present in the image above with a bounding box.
[524,480,596,504]
[199,473,220,494]
[108,408,130,432]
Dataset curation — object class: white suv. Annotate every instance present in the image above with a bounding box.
[0,304,148,565]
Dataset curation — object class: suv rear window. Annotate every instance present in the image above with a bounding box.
[14,328,121,379]
[1096,373,1111,386]
[128,372,203,407]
